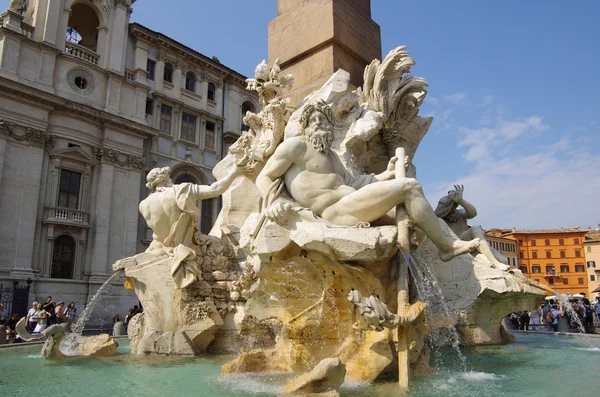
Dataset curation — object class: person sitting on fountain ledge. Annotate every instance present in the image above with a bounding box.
[139,160,246,288]
[255,101,480,262]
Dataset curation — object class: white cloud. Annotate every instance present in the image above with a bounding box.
[479,95,494,107]
[457,116,549,163]
[425,115,600,229]
[427,96,439,106]
[442,92,466,104]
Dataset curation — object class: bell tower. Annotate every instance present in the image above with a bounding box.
[268,0,381,106]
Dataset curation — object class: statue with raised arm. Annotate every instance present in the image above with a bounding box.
[140,161,245,288]
[435,185,510,270]
[255,101,480,262]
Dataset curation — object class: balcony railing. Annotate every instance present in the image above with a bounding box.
[543,272,561,278]
[64,42,99,66]
[43,206,90,227]
[124,69,135,82]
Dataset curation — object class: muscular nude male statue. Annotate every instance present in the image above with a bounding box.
[256,101,480,261]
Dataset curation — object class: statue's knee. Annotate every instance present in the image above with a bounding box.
[405,178,422,191]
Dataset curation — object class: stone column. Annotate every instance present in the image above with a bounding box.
[56,4,71,52]
[81,165,92,211]
[216,80,224,113]
[155,53,166,92]
[12,144,45,278]
[46,158,61,206]
[173,104,182,144]
[96,25,109,69]
[199,71,208,108]
[89,161,114,282]
[0,135,7,187]
[41,0,61,46]
[108,2,129,73]
[172,61,183,98]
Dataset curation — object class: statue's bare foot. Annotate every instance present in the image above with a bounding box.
[493,262,511,271]
[439,238,480,262]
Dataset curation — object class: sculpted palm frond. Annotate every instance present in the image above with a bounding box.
[358,46,432,159]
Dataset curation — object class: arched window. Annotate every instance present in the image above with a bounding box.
[241,101,256,132]
[66,3,100,51]
[185,72,196,92]
[164,63,174,83]
[174,174,197,184]
[51,235,76,279]
[207,82,216,101]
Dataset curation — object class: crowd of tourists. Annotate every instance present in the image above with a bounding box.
[507,294,600,334]
[0,296,78,344]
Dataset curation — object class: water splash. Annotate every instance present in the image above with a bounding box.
[59,272,122,355]
[549,292,586,333]
[401,249,468,371]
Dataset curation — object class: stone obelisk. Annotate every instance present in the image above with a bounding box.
[268,0,382,107]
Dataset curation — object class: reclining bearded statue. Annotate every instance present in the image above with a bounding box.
[255,101,480,262]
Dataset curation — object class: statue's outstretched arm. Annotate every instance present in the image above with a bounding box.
[192,162,244,199]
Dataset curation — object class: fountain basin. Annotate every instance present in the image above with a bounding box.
[0,333,598,396]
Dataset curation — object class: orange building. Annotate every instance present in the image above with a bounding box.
[483,233,518,267]
[584,230,600,298]
[502,228,589,296]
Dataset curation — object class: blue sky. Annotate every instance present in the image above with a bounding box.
[4,1,598,229]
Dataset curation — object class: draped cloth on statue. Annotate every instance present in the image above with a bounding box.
[141,183,204,289]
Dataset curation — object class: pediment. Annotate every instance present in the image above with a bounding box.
[51,147,95,164]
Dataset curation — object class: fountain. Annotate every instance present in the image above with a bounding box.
[7,45,595,397]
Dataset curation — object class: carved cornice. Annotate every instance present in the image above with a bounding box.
[129,23,250,88]
[93,146,145,170]
[0,78,156,140]
[0,119,55,148]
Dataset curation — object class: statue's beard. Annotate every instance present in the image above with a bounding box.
[306,126,334,153]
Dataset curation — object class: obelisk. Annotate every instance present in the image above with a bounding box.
[268,0,382,107]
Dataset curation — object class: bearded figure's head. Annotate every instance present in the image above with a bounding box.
[146,167,173,190]
[300,101,334,153]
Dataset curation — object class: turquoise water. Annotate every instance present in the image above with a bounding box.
[0,334,598,396]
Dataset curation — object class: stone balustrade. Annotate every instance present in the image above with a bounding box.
[44,206,90,227]
[124,69,135,81]
[64,42,99,66]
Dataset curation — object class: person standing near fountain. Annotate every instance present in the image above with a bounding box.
[435,185,510,270]
[43,296,56,326]
[32,303,47,334]
[26,302,38,332]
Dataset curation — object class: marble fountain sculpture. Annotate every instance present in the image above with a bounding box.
[110,48,547,391]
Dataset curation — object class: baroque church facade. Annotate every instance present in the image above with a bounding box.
[0,0,258,319]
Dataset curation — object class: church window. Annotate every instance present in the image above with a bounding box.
[185,72,196,92]
[160,104,173,134]
[51,235,76,279]
[205,121,215,150]
[147,59,156,81]
[181,113,197,142]
[58,170,81,209]
[207,82,216,101]
[164,63,174,83]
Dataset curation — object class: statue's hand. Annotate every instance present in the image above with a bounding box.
[452,184,464,202]
[264,201,293,224]
[378,155,398,180]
